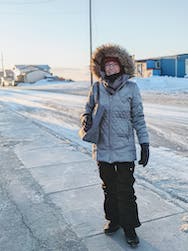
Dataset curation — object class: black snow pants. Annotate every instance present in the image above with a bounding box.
[98,161,141,229]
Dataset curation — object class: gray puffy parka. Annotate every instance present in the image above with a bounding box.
[82,44,149,163]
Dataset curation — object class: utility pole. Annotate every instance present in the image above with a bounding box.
[1,52,5,87]
[1,52,5,77]
[89,0,93,85]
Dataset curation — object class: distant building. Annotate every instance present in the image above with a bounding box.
[135,54,188,78]
[0,69,15,86]
[13,65,51,83]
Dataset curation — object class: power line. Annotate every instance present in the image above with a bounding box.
[0,0,55,5]
[0,10,82,15]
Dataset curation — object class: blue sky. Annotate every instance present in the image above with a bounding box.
[0,0,187,80]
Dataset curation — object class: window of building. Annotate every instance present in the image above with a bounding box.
[137,63,142,75]
[185,59,188,75]
[155,61,160,69]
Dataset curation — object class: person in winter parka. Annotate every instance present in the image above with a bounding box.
[81,44,149,248]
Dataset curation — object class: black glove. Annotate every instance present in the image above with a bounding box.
[81,114,92,131]
[138,143,149,167]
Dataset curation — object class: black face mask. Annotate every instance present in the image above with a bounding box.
[104,72,122,83]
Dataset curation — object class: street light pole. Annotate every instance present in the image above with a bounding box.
[89,0,93,85]
[1,52,5,77]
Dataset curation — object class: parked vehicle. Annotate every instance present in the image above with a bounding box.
[0,69,16,87]
[0,76,15,86]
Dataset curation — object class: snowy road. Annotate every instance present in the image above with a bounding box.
[144,103,188,153]
[1,85,187,154]
[0,83,188,209]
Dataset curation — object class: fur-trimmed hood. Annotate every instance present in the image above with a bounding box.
[91,44,135,79]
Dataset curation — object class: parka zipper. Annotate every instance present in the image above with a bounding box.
[109,94,112,162]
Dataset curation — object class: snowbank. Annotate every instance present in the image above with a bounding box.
[134,76,188,93]
[17,76,188,93]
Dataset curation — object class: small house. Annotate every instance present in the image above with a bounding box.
[135,54,188,78]
[14,65,51,83]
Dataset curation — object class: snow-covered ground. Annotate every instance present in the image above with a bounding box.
[135,76,188,93]
[0,76,188,211]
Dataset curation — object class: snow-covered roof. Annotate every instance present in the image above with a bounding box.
[136,53,188,62]
[14,65,51,71]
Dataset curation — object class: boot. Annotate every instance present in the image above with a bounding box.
[124,227,139,248]
[104,221,120,234]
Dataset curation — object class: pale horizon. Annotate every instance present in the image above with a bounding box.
[52,66,90,81]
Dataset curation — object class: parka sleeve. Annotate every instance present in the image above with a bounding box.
[80,82,97,118]
[131,83,149,144]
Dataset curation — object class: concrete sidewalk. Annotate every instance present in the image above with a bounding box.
[0,104,187,251]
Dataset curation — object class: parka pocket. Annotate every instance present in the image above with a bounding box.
[113,118,129,138]
[116,124,129,137]
[112,110,130,138]
[118,92,132,106]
